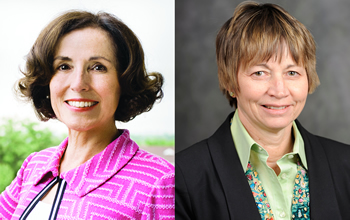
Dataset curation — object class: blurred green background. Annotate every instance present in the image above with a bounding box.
[0,118,174,193]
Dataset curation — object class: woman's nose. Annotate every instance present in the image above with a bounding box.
[267,75,289,98]
[69,67,90,92]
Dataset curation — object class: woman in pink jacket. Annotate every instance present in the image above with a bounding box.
[0,11,174,219]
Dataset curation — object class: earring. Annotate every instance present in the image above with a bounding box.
[46,95,50,99]
[229,91,235,97]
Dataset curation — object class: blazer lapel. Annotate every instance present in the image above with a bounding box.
[296,120,342,219]
[207,112,261,219]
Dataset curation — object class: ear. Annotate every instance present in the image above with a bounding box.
[229,91,235,97]
[225,84,236,98]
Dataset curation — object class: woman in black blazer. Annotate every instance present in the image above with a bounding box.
[176,2,350,219]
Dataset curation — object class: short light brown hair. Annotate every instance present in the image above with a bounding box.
[17,10,163,122]
[216,1,320,107]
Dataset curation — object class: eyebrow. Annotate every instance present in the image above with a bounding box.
[53,56,112,63]
[53,56,71,61]
[89,56,112,63]
[255,63,298,69]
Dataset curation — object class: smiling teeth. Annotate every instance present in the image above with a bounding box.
[265,106,287,110]
[67,101,97,108]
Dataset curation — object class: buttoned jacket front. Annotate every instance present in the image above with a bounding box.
[0,130,175,219]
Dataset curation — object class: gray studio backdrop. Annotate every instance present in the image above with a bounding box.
[176,0,350,153]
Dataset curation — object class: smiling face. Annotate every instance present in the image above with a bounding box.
[49,27,120,132]
[235,49,308,134]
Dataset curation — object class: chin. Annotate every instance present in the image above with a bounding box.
[62,118,95,131]
[263,119,294,131]
[66,123,92,132]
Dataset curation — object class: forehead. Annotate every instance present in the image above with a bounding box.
[55,27,115,60]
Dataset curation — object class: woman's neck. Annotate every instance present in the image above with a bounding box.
[238,112,294,175]
[249,126,294,157]
[59,121,119,174]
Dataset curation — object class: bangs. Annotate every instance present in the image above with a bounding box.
[238,7,306,71]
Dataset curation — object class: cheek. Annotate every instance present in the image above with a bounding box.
[291,80,309,101]
[108,77,121,103]
[238,81,266,103]
[48,77,65,112]
[49,75,62,96]
[100,82,121,105]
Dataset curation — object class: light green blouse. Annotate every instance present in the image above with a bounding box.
[230,111,308,220]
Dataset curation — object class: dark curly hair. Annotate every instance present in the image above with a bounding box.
[17,10,163,122]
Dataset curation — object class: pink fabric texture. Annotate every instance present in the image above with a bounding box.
[0,130,175,219]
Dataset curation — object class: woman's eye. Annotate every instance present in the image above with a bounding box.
[91,64,107,72]
[253,71,264,76]
[288,71,298,76]
[57,64,70,71]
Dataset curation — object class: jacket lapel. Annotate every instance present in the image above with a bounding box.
[296,120,342,219]
[207,112,261,219]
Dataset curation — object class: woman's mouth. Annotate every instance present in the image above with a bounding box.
[263,105,288,110]
[66,101,98,108]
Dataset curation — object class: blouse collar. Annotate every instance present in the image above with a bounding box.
[34,129,139,197]
[230,111,307,172]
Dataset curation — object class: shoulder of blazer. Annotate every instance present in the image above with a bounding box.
[295,119,350,163]
[295,119,350,219]
[176,112,237,178]
[176,112,261,220]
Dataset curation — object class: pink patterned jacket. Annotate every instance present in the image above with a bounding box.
[0,130,175,219]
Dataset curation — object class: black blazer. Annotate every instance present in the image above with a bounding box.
[176,112,350,220]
